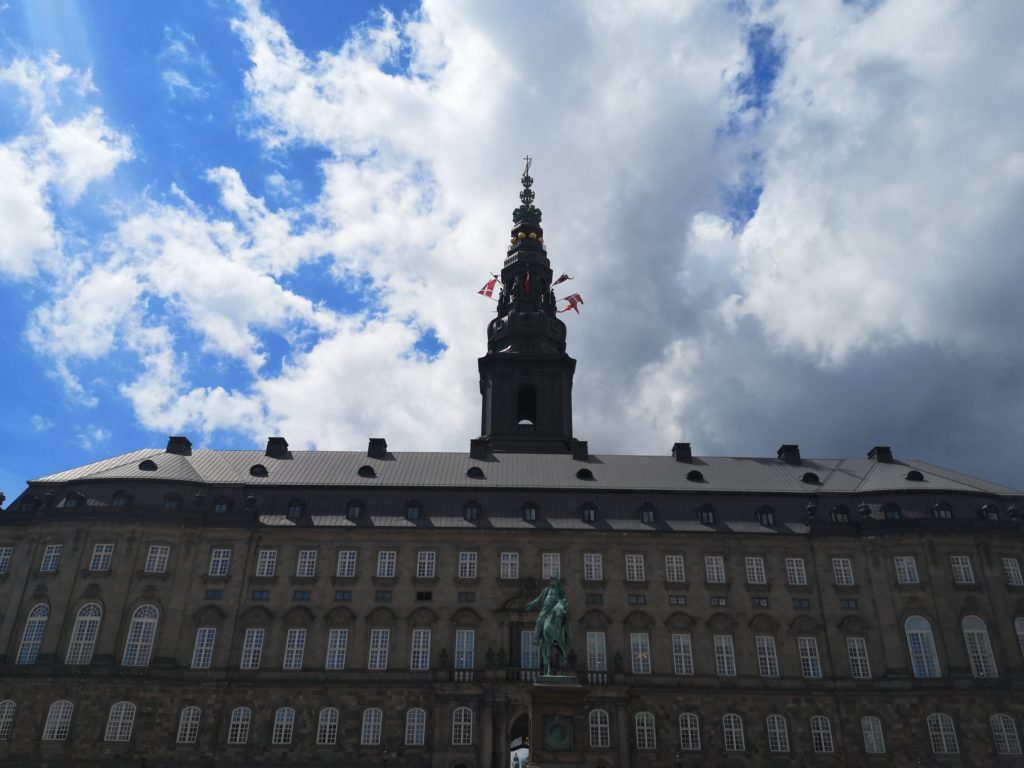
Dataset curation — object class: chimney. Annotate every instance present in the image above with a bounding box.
[572,440,589,461]
[166,436,192,456]
[265,437,289,457]
[777,444,802,465]
[469,438,488,460]
[368,438,388,459]
[672,442,692,463]
[868,446,894,463]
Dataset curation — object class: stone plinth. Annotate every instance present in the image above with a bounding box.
[527,677,586,768]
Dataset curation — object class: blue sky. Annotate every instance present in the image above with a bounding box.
[2,0,1024,497]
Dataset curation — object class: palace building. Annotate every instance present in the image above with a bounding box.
[0,167,1023,767]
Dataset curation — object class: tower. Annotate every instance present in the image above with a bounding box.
[476,160,580,454]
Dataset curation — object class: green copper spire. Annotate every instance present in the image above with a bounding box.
[512,155,543,225]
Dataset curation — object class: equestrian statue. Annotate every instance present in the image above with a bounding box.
[525,576,573,676]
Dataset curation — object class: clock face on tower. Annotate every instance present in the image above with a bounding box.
[542,715,574,752]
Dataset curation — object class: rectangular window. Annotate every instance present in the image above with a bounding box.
[625,553,646,582]
[252,590,270,600]
[756,635,779,678]
[785,557,807,586]
[665,554,686,583]
[840,598,858,609]
[671,633,694,675]
[799,636,822,678]
[40,544,62,572]
[145,545,170,574]
[293,590,311,601]
[255,549,277,577]
[586,594,604,605]
[847,636,871,679]
[793,598,811,610]
[1003,557,1024,586]
[542,552,561,579]
[240,628,264,670]
[630,632,651,674]
[89,543,114,572]
[586,632,607,672]
[628,594,647,605]
[714,635,736,676]
[710,596,727,607]
[410,628,432,671]
[336,550,357,578]
[500,552,519,579]
[209,548,232,577]
[455,628,474,670]
[832,557,854,586]
[521,630,540,670]
[669,595,687,606]
[191,627,216,669]
[705,555,726,583]
[334,590,352,601]
[374,590,392,602]
[205,589,223,600]
[416,591,432,601]
[368,628,389,670]
[894,556,919,584]
[0,546,12,575]
[583,553,603,581]
[296,550,317,578]
[745,556,766,585]
[457,591,475,603]
[458,551,478,579]
[326,628,348,670]
[752,597,769,608]
[416,550,436,579]
[376,551,397,578]
[950,555,975,584]
[282,628,305,670]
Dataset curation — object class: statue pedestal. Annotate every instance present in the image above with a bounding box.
[527,677,585,767]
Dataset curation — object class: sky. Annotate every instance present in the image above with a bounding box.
[1,0,1023,497]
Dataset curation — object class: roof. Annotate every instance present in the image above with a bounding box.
[30,448,1021,497]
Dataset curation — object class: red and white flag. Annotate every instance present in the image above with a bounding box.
[557,293,584,314]
[552,273,573,287]
[477,277,498,298]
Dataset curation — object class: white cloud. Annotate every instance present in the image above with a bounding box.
[76,425,111,451]
[160,25,215,101]
[30,415,54,432]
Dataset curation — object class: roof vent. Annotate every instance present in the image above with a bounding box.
[672,442,692,463]
[686,469,705,482]
[467,466,485,480]
[576,468,595,481]
[266,437,289,457]
[249,464,268,477]
[357,465,376,478]
[139,459,158,471]
[368,437,388,459]
[801,472,820,484]
[905,469,924,481]
[572,440,589,461]
[868,446,893,463]
[469,438,488,460]
[777,444,801,465]
[166,436,192,455]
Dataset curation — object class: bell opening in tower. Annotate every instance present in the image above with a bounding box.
[517,385,537,433]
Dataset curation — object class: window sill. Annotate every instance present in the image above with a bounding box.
[785,583,812,593]
[331,575,357,585]
[703,581,730,589]
[745,582,771,593]
[137,570,170,580]
[203,574,231,584]
[371,576,398,586]
[291,576,318,585]
[623,580,649,589]
[82,569,114,578]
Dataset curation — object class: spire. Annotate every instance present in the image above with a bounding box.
[512,155,542,225]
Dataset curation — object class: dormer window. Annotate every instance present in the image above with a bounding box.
[139,460,158,471]
[831,506,850,524]
[111,492,130,508]
[580,503,597,523]
[882,503,902,521]
[213,498,233,515]
[19,495,39,512]
[980,504,999,521]
[932,503,952,519]
[801,472,820,484]
[697,505,716,525]
[463,502,480,522]
[686,469,704,482]
[576,468,595,481]
[405,501,422,521]
[249,464,268,477]
[522,502,538,523]
[63,492,84,509]
[346,501,364,520]
[905,470,924,481]
[287,499,306,520]
[638,504,656,524]
[358,465,376,478]
[163,493,182,511]
[466,467,485,480]
[757,506,776,527]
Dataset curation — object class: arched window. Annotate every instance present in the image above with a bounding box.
[634,711,656,750]
[962,615,997,678]
[0,700,16,741]
[810,716,834,753]
[522,502,538,522]
[122,604,159,667]
[452,706,473,746]
[831,505,850,523]
[227,707,251,744]
[766,714,789,752]
[580,502,597,523]
[272,707,294,745]
[927,713,958,754]
[42,700,73,741]
[163,493,182,511]
[405,501,422,521]
[16,604,48,665]
[991,713,1022,755]
[722,714,744,751]
[588,709,610,748]
[213,497,232,514]
[1016,617,1024,659]
[882,502,902,520]
[757,506,776,527]
[678,712,700,751]
[317,707,339,746]
[405,707,426,746]
[104,701,136,742]
[904,616,940,678]
[361,708,382,745]
[697,505,715,525]
[861,716,885,754]
[66,603,102,665]
[639,504,656,524]
[176,706,201,744]
[287,499,306,520]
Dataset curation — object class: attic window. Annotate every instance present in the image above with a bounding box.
[287,499,306,520]
[249,464,268,477]
[905,470,924,482]
[357,465,376,478]
[686,470,704,482]
[111,491,130,508]
[576,468,595,481]
[463,502,480,522]
[882,503,902,520]
[163,493,182,511]
[980,504,999,521]
[801,472,820,484]
[638,504,656,524]
[580,503,598,523]
[139,460,158,471]
[831,506,850,523]
[757,506,776,527]
[19,496,39,512]
[346,501,363,520]
[467,466,485,479]
[213,498,232,515]
[63,492,83,509]
[522,502,538,523]
[405,501,422,521]
[697,505,716,525]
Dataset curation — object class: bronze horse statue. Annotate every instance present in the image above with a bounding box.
[526,577,573,676]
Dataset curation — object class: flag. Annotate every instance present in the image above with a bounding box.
[557,293,584,314]
[552,273,573,287]
[524,269,532,295]
[477,277,498,298]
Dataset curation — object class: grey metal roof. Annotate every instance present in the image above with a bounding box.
[31,448,1020,496]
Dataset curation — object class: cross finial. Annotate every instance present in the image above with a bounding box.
[522,155,532,177]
